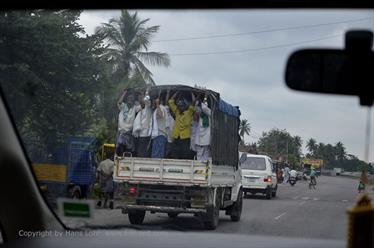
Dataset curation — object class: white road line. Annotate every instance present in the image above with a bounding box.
[313,198,319,201]
[274,212,287,220]
[301,197,310,200]
[342,199,348,202]
[292,196,300,200]
[299,201,306,206]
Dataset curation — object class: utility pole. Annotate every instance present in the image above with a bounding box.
[286,139,289,163]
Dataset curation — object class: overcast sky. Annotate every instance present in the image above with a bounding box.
[78,9,374,161]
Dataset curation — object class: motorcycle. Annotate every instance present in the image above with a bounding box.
[289,176,296,186]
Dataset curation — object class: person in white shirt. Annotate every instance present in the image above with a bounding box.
[116,90,141,156]
[132,91,152,157]
[290,168,298,178]
[194,94,211,161]
[96,151,115,209]
[149,97,169,158]
[283,165,290,183]
[190,111,199,157]
[164,105,175,158]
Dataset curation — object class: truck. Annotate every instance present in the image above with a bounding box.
[302,158,323,176]
[26,136,97,207]
[113,85,243,230]
[333,167,343,176]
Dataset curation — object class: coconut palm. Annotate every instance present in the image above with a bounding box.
[334,141,346,160]
[95,10,170,85]
[239,119,251,145]
[306,138,317,157]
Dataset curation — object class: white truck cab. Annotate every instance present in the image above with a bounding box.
[239,153,278,199]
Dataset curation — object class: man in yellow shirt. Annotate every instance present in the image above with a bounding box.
[167,90,196,159]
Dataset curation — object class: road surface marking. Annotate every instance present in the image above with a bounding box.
[274,212,287,220]
[292,196,300,200]
[313,198,319,201]
[299,201,306,206]
[342,200,348,202]
[301,197,310,200]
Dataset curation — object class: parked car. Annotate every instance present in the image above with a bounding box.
[240,154,278,199]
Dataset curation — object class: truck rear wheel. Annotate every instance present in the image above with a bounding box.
[128,210,146,225]
[230,188,243,222]
[265,188,272,200]
[203,190,220,230]
[271,186,277,198]
[203,205,219,230]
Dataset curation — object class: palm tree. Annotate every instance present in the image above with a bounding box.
[96,10,170,85]
[334,141,346,160]
[239,119,251,145]
[306,138,317,157]
[293,135,302,157]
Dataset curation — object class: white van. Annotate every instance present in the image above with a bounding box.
[239,153,278,199]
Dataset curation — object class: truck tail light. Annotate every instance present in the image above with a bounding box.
[264,176,272,183]
[128,186,136,195]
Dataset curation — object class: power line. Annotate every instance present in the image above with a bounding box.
[153,17,374,42]
[169,33,343,56]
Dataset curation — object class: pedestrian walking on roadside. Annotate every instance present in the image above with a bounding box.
[283,164,290,184]
[358,180,365,193]
[96,150,115,209]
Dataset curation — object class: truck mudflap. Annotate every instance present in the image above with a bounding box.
[118,205,207,214]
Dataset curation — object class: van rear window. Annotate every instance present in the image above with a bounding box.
[241,157,266,170]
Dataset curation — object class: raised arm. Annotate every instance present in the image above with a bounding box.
[166,89,170,102]
[155,98,165,119]
[138,90,145,105]
[168,90,178,114]
[201,93,211,116]
[191,92,196,105]
[117,90,127,109]
[171,91,178,100]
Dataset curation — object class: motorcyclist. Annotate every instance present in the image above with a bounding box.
[290,168,297,179]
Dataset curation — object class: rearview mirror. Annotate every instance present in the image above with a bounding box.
[285,30,374,106]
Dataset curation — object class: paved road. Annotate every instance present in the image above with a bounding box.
[62,176,364,240]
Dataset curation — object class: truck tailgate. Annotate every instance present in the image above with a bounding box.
[114,157,209,185]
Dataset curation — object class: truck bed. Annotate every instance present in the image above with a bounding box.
[113,157,237,187]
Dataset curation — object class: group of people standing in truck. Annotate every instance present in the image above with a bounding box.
[115,88,211,162]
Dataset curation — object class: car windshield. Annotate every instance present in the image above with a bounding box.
[242,157,266,170]
[1,9,373,242]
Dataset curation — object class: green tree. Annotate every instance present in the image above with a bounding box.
[306,138,317,157]
[257,128,302,165]
[334,141,347,161]
[239,119,251,145]
[0,10,105,144]
[95,10,170,86]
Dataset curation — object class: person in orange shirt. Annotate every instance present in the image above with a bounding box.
[167,90,196,159]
